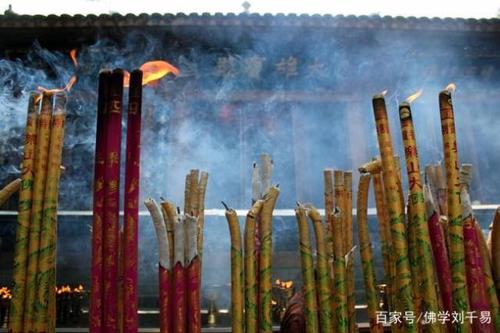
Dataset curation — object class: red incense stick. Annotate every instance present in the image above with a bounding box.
[102,69,124,331]
[123,69,143,333]
[90,70,111,333]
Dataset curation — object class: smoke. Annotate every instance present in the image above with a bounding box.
[0,24,498,295]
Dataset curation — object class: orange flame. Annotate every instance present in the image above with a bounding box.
[405,89,423,103]
[70,49,78,68]
[445,83,456,94]
[123,60,180,87]
[275,279,294,289]
[37,75,77,94]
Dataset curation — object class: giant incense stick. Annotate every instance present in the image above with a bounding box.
[244,199,264,333]
[90,70,111,333]
[357,173,383,333]
[123,69,143,333]
[197,171,208,261]
[0,178,21,207]
[439,88,471,332]
[145,198,171,333]
[160,200,176,265]
[307,206,333,333]
[372,172,394,310]
[295,205,319,333]
[102,69,124,331]
[372,94,415,332]
[324,169,335,271]
[35,91,67,332]
[332,209,348,333]
[9,92,41,333]
[474,220,500,332]
[259,186,279,333]
[225,205,244,333]
[186,214,201,333]
[398,102,441,333]
[24,92,53,331]
[333,171,345,254]
[343,171,356,333]
[173,215,187,333]
[460,165,492,332]
[423,186,453,326]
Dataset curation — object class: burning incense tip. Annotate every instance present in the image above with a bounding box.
[405,89,423,103]
[373,90,387,99]
[69,49,78,67]
[38,75,77,94]
[445,83,456,94]
[373,89,387,99]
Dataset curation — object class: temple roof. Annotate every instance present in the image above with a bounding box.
[1,12,500,32]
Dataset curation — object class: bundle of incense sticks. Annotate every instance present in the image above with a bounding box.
[89,69,143,333]
[293,204,333,333]
[146,170,208,333]
[323,169,355,333]
[224,155,279,333]
[361,87,500,333]
[9,91,67,333]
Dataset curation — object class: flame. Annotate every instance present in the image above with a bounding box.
[445,83,456,94]
[123,60,180,87]
[275,279,294,289]
[70,49,78,67]
[37,75,77,94]
[0,287,12,299]
[405,89,423,103]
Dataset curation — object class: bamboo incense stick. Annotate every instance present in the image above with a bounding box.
[332,209,348,333]
[398,102,442,333]
[357,173,383,333]
[406,199,423,333]
[260,154,273,196]
[9,91,41,333]
[439,89,471,332]
[372,94,415,332]
[295,205,319,333]
[102,69,124,331]
[24,91,53,331]
[89,70,111,333]
[35,91,67,332]
[123,69,143,333]
[197,171,208,261]
[225,204,244,333]
[333,171,345,254]
[145,198,171,333]
[323,169,335,283]
[372,172,395,310]
[0,178,21,207]
[474,220,500,332]
[186,214,201,333]
[189,169,200,215]
[343,171,356,333]
[259,186,279,333]
[244,199,264,333]
[160,200,176,266]
[307,206,333,333]
[252,162,262,204]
